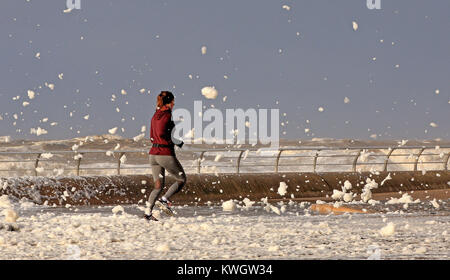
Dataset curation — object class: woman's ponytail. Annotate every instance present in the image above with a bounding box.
[156,94,164,108]
[157,91,174,109]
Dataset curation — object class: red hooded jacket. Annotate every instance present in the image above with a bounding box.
[149,108,175,156]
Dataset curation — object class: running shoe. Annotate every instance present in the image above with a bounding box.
[143,214,158,221]
[156,199,174,216]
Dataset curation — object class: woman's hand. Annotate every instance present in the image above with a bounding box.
[175,141,184,149]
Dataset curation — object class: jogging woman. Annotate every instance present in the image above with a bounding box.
[145,91,186,221]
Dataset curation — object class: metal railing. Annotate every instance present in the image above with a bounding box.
[0,145,449,177]
[195,146,450,174]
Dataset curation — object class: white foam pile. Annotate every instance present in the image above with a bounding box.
[343,180,352,191]
[19,198,36,210]
[120,154,127,164]
[379,222,395,237]
[342,193,354,203]
[30,127,48,136]
[45,83,55,90]
[35,167,44,173]
[380,173,392,186]
[386,193,420,205]
[259,197,282,215]
[430,199,440,209]
[0,198,447,259]
[222,200,236,211]
[41,153,53,159]
[53,168,64,176]
[27,90,35,99]
[0,195,13,209]
[242,198,255,209]
[282,5,291,11]
[201,46,207,55]
[331,180,355,203]
[398,140,408,146]
[361,178,378,203]
[108,127,118,135]
[0,195,19,223]
[359,150,373,162]
[156,243,171,252]
[133,133,145,142]
[201,87,218,99]
[214,154,223,162]
[1,181,8,191]
[268,204,281,215]
[3,209,19,223]
[0,136,11,143]
[112,205,125,215]
[331,189,345,200]
[277,182,288,196]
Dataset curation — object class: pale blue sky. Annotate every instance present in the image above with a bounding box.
[0,0,448,140]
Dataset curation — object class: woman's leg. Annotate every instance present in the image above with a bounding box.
[148,155,165,213]
[155,155,186,201]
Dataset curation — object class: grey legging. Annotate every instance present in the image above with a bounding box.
[147,155,187,213]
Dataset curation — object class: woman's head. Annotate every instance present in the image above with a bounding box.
[157,91,175,110]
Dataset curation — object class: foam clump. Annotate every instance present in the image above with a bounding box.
[0,195,13,209]
[277,182,288,196]
[430,199,439,209]
[268,204,281,215]
[41,153,54,159]
[333,201,343,208]
[415,247,427,254]
[0,136,11,143]
[386,193,419,204]
[379,222,395,237]
[331,190,345,200]
[242,198,255,209]
[120,155,127,164]
[30,127,48,136]
[380,173,392,186]
[201,87,218,99]
[361,178,379,203]
[108,127,118,135]
[156,243,171,252]
[3,209,19,223]
[222,200,236,211]
[268,245,280,252]
[0,196,18,223]
[359,150,373,162]
[112,205,125,215]
[343,180,352,191]
[133,133,145,142]
[343,193,354,203]
[331,180,354,202]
